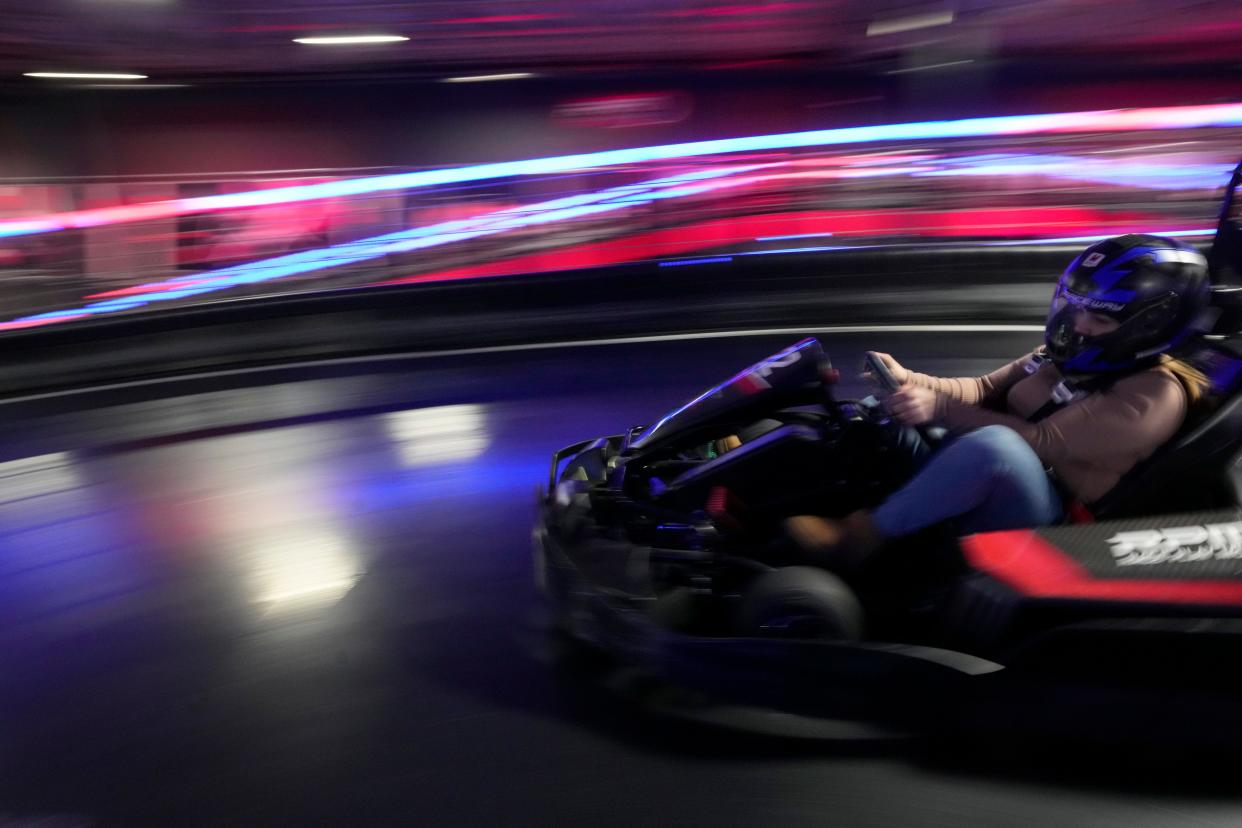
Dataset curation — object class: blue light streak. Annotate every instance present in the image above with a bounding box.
[4,103,1242,239]
[0,219,61,239]
[0,165,765,328]
[755,232,836,241]
[977,229,1216,246]
[658,256,735,267]
[102,105,1242,211]
[916,154,1235,190]
[738,245,861,255]
[731,231,1218,255]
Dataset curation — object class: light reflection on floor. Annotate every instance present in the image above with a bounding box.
[6,335,1204,827]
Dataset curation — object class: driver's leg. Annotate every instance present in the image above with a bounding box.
[713,419,785,456]
[787,425,1061,567]
[889,422,935,468]
[872,425,1062,537]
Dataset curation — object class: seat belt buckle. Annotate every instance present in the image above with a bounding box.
[1050,380,1083,404]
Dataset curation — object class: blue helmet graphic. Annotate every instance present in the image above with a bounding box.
[1045,234,1210,374]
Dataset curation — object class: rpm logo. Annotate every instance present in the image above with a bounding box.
[735,349,803,393]
[1082,252,1106,267]
[756,349,803,378]
[1107,521,1242,567]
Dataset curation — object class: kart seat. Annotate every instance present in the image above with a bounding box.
[1089,287,1242,520]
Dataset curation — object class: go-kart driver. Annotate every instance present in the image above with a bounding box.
[783,234,1213,570]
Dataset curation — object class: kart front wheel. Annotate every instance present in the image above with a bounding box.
[736,566,864,641]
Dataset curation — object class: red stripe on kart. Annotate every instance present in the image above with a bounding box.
[961,530,1242,606]
[734,373,768,395]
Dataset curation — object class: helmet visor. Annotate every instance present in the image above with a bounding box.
[1045,281,1127,370]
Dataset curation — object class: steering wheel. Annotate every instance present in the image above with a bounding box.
[817,357,852,430]
[862,352,939,451]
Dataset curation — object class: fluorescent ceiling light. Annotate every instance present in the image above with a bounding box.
[24,71,148,80]
[442,73,536,83]
[867,10,954,36]
[293,35,409,44]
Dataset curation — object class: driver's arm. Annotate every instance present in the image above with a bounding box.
[902,352,1037,408]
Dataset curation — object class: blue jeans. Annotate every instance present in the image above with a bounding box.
[872,425,1064,538]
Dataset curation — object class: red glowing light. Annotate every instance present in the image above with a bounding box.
[656,2,814,17]
[375,206,1171,287]
[86,279,211,300]
[0,314,90,332]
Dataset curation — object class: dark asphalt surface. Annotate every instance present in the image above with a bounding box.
[0,330,1239,827]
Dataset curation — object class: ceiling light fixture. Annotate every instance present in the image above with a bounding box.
[293,35,409,44]
[867,10,954,36]
[24,72,148,80]
[442,73,536,83]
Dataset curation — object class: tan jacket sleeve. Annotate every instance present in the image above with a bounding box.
[933,370,1187,472]
[905,352,1037,407]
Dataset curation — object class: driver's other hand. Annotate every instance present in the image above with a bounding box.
[785,515,839,552]
[862,351,910,385]
[714,435,742,455]
[887,384,939,426]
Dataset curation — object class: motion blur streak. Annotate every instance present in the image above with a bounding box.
[920,154,1234,190]
[0,453,81,500]
[383,405,491,467]
[52,155,1208,314]
[376,210,1207,287]
[2,102,1242,239]
[250,531,361,610]
[0,165,768,329]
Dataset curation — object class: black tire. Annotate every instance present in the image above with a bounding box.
[736,566,864,640]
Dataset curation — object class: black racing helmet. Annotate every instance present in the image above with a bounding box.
[1045,234,1210,374]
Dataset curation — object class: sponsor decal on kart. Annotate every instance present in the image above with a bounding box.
[1107,521,1242,567]
[734,348,803,394]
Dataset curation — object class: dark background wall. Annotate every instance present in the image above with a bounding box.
[0,68,1237,180]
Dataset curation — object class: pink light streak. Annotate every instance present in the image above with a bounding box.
[2,102,1240,241]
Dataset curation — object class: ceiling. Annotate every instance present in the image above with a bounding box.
[1,0,1241,82]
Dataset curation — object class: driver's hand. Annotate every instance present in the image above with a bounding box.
[862,351,910,385]
[887,384,939,427]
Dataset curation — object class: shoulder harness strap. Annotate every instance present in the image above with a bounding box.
[1023,353,1121,423]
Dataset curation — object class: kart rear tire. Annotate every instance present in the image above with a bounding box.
[737,566,864,641]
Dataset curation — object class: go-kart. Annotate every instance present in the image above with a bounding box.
[533,159,1242,742]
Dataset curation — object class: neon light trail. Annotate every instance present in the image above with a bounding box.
[2,102,1242,239]
[0,165,767,330]
[374,210,1210,287]
[0,103,1236,331]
